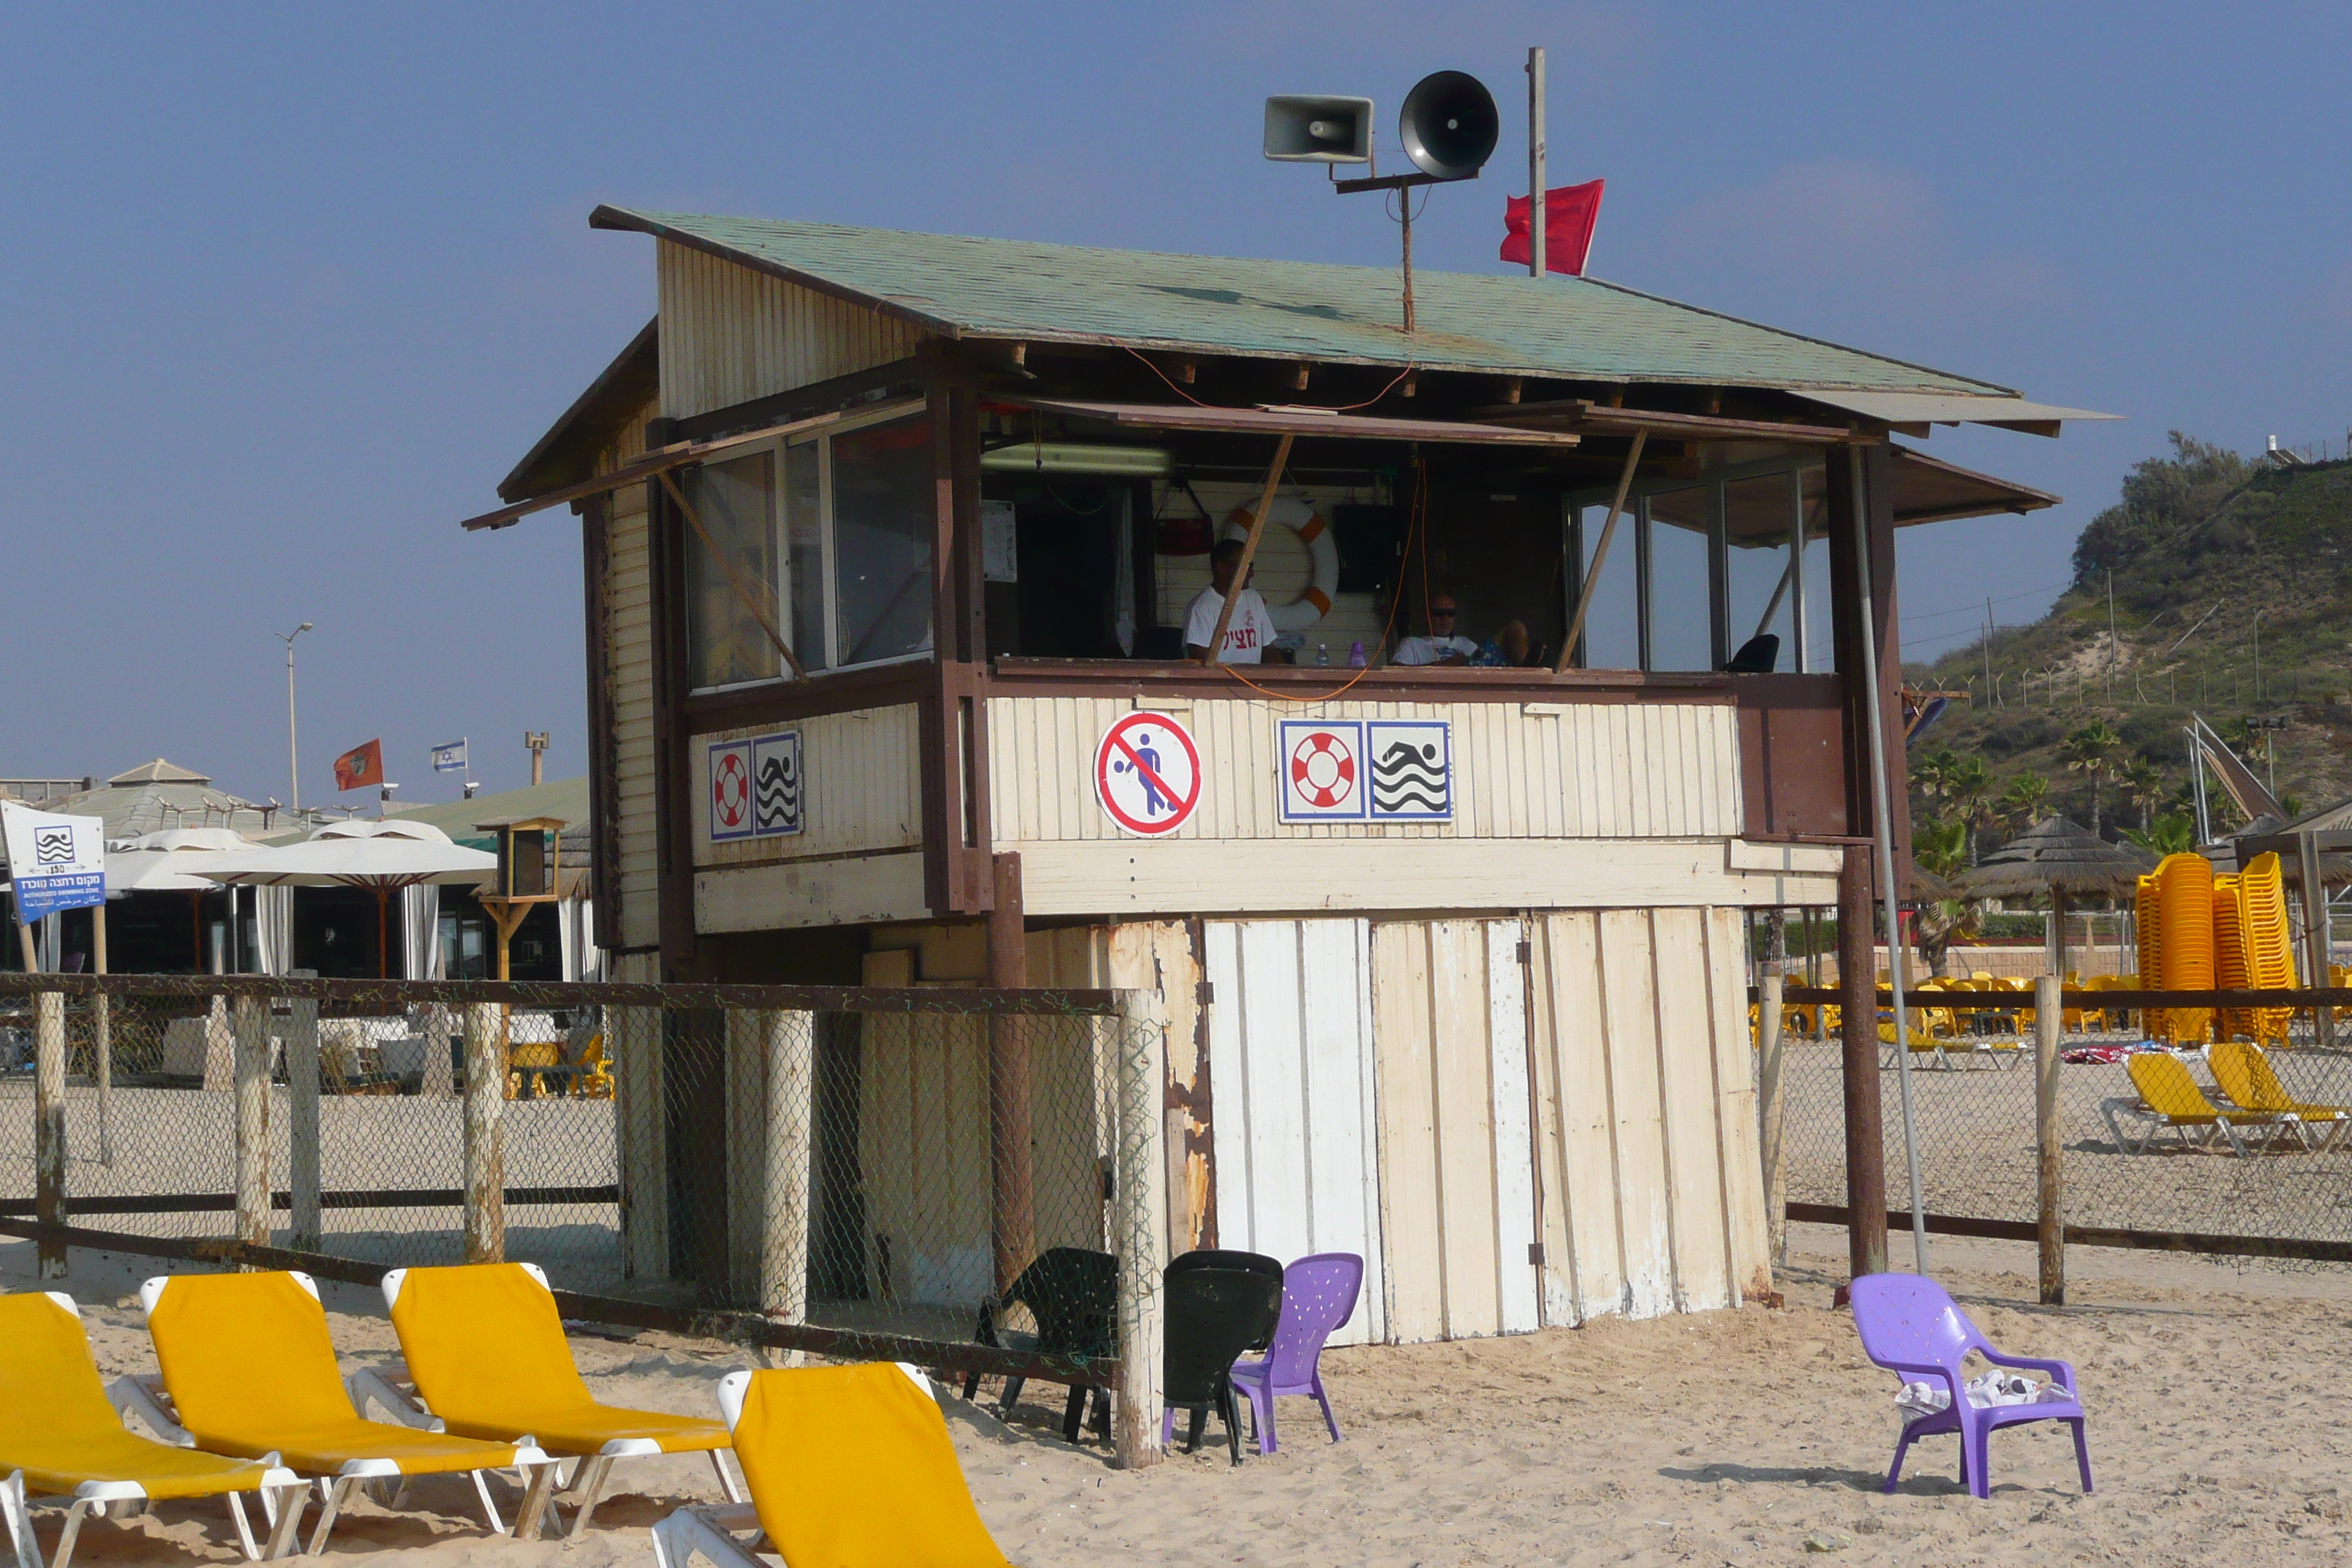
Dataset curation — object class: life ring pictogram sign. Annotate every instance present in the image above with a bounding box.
[1289,728,1356,809]
[1224,497,1338,631]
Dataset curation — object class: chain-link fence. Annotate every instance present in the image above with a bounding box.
[1766,985,2352,1262]
[0,973,1167,1426]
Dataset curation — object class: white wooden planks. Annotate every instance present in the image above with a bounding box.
[692,705,921,865]
[1523,908,1768,1326]
[984,695,1742,848]
[603,425,660,952]
[1202,919,1386,1346]
[1368,919,1536,1343]
[657,241,926,421]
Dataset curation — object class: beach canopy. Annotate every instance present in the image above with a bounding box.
[105,828,264,894]
[194,818,494,976]
[1954,817,2154,902]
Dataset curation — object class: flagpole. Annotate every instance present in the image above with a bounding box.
[1526,46,1546,278]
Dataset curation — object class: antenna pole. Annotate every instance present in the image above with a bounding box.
[1526,47,1546,277]
[1400,194,1416,333]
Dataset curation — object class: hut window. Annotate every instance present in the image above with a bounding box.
[1723,474,1798,674]
[682,403,932,690]
[1642,488,1715,673]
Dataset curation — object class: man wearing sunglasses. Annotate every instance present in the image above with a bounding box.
[1392,595,1482,666]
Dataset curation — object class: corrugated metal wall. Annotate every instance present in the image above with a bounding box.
[657,241,927,421]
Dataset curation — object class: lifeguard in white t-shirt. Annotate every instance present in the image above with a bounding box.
[1183,539,1276,663]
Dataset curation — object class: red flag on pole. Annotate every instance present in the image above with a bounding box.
[1500,178,1605,276]
[333,739,384,792]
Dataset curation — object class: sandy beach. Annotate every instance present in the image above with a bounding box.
[10,1224,2352,1567]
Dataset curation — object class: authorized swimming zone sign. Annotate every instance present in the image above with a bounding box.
[1,801,108,922]
[1094,712,1202,837]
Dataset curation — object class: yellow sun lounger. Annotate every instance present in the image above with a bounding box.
[2209,1042,2349,1150]
[358,1262,742,1538]
[137,1270,561,1554]
[0,1292,306,1568]
[651,1362,1011,1568]
[2100,1052,2299,1156]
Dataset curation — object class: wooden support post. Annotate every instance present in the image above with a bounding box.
[2035,973,2065,1306]
[463,1000,506,1264]
[420,1001,454,1099]
[1201,434,1294,665]
[617,1004,668,1281]
[91,905,110,1167]
[1556,430,1648,670]
[1837,847,1888,1281]
[15,921,35,976]
[2299,831,2334,1048]
[987,852,1036,1297]
[287,981,323,1253]
[34,989,66,1278]
[203,993,233,1093]
[233,993,271,1251]
[1112,987,1168,1471]
[761,1009,814,1324]
[1758,972,1787,1269]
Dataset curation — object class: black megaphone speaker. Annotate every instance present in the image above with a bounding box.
[1263,96,1374,163]
[1398,70,1498,181]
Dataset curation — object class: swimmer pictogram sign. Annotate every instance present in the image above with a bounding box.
[1094,712,1202,837]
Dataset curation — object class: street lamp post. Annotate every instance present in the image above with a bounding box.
[277,622,313,808]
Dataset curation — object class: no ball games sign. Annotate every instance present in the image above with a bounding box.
[1,800,108,923]
[1095,712,1202,837]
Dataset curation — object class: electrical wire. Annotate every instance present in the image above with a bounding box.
[1120,346,1417,413]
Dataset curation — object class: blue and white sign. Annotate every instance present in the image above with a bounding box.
[1,801,108,922]
[708,729,804,843]
[1366,720,1452,821]
[431,738,467,774]
[1279,719,1366,821]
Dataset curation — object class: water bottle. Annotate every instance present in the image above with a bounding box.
[1348,641,1367,667]
[1315,642,1330,666]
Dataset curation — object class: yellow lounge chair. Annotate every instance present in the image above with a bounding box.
[651,1362,1010,1568]
[2100,1052,2298,1156]
[0,1292,307,1568]
[2209,1042,2348,1150]
[360,1262,743,1539]
[137,1270,561,1553]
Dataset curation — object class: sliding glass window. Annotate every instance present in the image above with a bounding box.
[682,401,933,691]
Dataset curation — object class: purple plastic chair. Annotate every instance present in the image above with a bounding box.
[1226,1251,1362,1455]
[1849,1273,2092,1499]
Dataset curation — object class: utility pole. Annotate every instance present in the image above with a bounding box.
[1525,47,1546,278]
[2106,570,2117,704]
[276,622,314,810]
[2251,608,2266,704]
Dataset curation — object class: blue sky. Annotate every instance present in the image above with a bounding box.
[3,3,2345,805]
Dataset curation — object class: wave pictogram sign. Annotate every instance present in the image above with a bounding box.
[1368,720,1452,821]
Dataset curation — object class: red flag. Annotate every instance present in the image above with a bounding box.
[1499,178,1605,276]
[333,739,385,792]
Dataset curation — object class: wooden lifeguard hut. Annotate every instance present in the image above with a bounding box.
[467,208,2107,1339]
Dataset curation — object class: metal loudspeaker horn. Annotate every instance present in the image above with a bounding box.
[1398,70,1498,181]
[1263,95,1374,163]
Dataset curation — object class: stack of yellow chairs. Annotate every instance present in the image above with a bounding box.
[2136,872,2166,1040]
[2152,853,2216,1044]
[2236,852,2298,1044]
[2214,872,2251,1041]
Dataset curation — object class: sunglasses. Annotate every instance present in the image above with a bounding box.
[1430,608,1458,617]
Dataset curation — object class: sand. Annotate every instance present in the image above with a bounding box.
[10,1226,2352,1567]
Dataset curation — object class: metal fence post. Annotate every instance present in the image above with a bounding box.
[1112,989,1168,1471]
[2035,973,2064,1305]
[463,1001,506,1264]
[1757,973,1787,1270]
[287,978,322,1253]
[233,993,271,1251]
[761,1009,813,1324]
[34,989,67,1278]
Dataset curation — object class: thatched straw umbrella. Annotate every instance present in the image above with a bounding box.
[1955,816,2155,974]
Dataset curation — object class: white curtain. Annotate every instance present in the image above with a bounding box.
[401,886,442,980]
[559,896,603,982]
[252,886,294,976]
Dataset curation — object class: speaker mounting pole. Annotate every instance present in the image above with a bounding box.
[1526,46,1547,278]
[1330,170,1456,334]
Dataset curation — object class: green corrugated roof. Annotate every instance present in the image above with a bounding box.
[592,206,2015,396]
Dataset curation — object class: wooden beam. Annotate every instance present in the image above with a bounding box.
[655,470,807,679]
[1553,429,1646,671]
[1202,433,1295,666]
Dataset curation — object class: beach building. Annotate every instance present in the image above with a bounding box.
[474,209,2102,1338]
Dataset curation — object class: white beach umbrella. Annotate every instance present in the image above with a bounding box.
[106,827,264,894]
[196,822,494,977]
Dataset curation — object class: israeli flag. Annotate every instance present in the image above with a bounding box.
[431,738,467,774]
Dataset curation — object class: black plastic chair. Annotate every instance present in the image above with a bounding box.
[1161,1264,1285,1465]
[961,1246,1117,1443]
[1166,1248,1284,1349]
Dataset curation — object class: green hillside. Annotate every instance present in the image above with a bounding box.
[1904,434,2352,864]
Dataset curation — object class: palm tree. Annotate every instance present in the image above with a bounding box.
[2059,720,2123,834]
[1912,748,1959,813]
[1999,771,2051,832]
[2123,812,2194,856]
[1946,755,1995,864]
[2120,756,2166,832]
